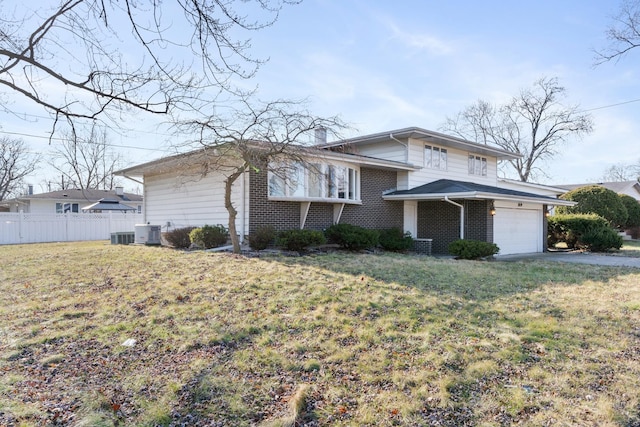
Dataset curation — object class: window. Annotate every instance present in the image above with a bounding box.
[425,145,447,170]
[268,162,359,201]
[468,155,487,176]
[56,202,78,213]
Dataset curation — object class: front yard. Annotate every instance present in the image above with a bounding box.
[1,241,639,426]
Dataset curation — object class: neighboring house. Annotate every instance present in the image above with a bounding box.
[4,187,143,214]
[115,127,574,255]
[556,181,640,201]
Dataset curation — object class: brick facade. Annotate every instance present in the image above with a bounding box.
[340,168,404,229]
[417,200,492,254]
[249,167,403,233]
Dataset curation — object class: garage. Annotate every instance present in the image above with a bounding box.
[493,202,543,255]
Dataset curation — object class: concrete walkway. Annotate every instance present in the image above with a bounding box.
[495,251,640,268]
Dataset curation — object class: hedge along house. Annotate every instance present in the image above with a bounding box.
[116,127,574,255]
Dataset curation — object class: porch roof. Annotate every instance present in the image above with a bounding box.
[382,179,576,206]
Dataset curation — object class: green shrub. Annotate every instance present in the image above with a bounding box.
[189,224,229,249]
[580,227,623,252]
[548,213,622,252]
[448,239,499,260]
[619,194,640,228]
[557,185,628,227]
[248,225,276,250]
[163,227,195,249]
[276,229,326,252]
[325,223,380,251]
[378,228,413,252]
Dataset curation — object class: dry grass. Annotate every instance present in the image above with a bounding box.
[1,241,640,426]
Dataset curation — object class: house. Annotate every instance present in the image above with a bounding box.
[4,187,143,214]
[556,181,640,201]
[115,127,574,255]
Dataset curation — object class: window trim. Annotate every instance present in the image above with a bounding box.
[468,154,488,176]
[425,145,448,170]
[267,162,361,202]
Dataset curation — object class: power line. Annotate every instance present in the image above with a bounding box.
[0,130,173,153]
[580,97,640,112]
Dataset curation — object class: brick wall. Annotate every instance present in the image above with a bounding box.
[341,168,403,229]
[249,166,403,233]
[417,199,492,254]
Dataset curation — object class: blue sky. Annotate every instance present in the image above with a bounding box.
[3,0,640,189]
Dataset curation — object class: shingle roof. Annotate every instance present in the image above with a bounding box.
[384,179,568,203]
[17,188,142,202]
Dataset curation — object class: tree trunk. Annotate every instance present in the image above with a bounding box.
[224,168,245,254]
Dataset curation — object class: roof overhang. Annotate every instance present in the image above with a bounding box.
[320,127,521,161]
[382,191,577,206]
[115,143,420,177]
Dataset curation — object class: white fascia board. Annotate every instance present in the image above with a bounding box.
[382,191,577,206]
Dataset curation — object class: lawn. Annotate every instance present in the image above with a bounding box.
[1,242,639,426]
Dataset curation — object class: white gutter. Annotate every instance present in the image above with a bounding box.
[444,196,464,239]
[382,191,577,206]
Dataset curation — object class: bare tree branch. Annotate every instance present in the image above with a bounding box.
[0,0,298,132]
[595,0,640,64]
[48,123,123,190]
[0,136,40,200]
[175,97,347,252]
[441,77,593,182]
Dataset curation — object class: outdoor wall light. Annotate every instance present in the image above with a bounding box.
[490,203,496,216]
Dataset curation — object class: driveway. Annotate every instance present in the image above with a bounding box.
[495,251,640,268]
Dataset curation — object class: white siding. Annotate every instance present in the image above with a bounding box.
[354,140,407,164]
[406,138,498,188]
[144,169,249,236]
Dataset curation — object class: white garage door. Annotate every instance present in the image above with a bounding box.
[493,207,542,255]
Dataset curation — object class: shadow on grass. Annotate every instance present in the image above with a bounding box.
[266,252,637,303]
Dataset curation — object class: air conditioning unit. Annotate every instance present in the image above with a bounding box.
[110,232,135,245]
[134,224,161,245]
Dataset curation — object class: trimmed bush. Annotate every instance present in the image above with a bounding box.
[548,213,622,252]
[557,185,628,227]
[325,223,380,251]
[580,227,623,252]
[248,225,276,250]
[276,229,326,252]
[619,194,640,228]
[448,239,499,260]
[163,226,195,249]
[378,228,413,252]
[189,224,229,249]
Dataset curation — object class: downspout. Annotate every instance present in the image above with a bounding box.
[240,170,246,243]
[444,196,464,239]
[389,133,408,163]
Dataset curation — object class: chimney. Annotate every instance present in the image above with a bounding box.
[314,127,327,145]
[115,186,124,196]
[27,184,33,195]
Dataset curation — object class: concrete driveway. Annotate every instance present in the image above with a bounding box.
[495,251,640,268]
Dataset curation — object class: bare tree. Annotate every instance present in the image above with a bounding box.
[49,124,123,190]
[0,0,298,133]
[601,161,640,181]
[178,98,346,253]
[0,136,39,200]
[441,77,593,182]
[595,0,640,64]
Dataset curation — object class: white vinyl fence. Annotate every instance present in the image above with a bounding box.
[0,212,144,245]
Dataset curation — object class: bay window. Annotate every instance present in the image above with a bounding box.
[268,162,359,201]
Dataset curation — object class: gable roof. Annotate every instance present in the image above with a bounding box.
[383,179,575,205]
[115,144,421,177]
[320,127,521,160]
[12,188,142,203]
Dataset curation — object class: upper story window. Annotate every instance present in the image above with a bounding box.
[425,145,447,170]
[468,155,487,176]
[268,162,359,201]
